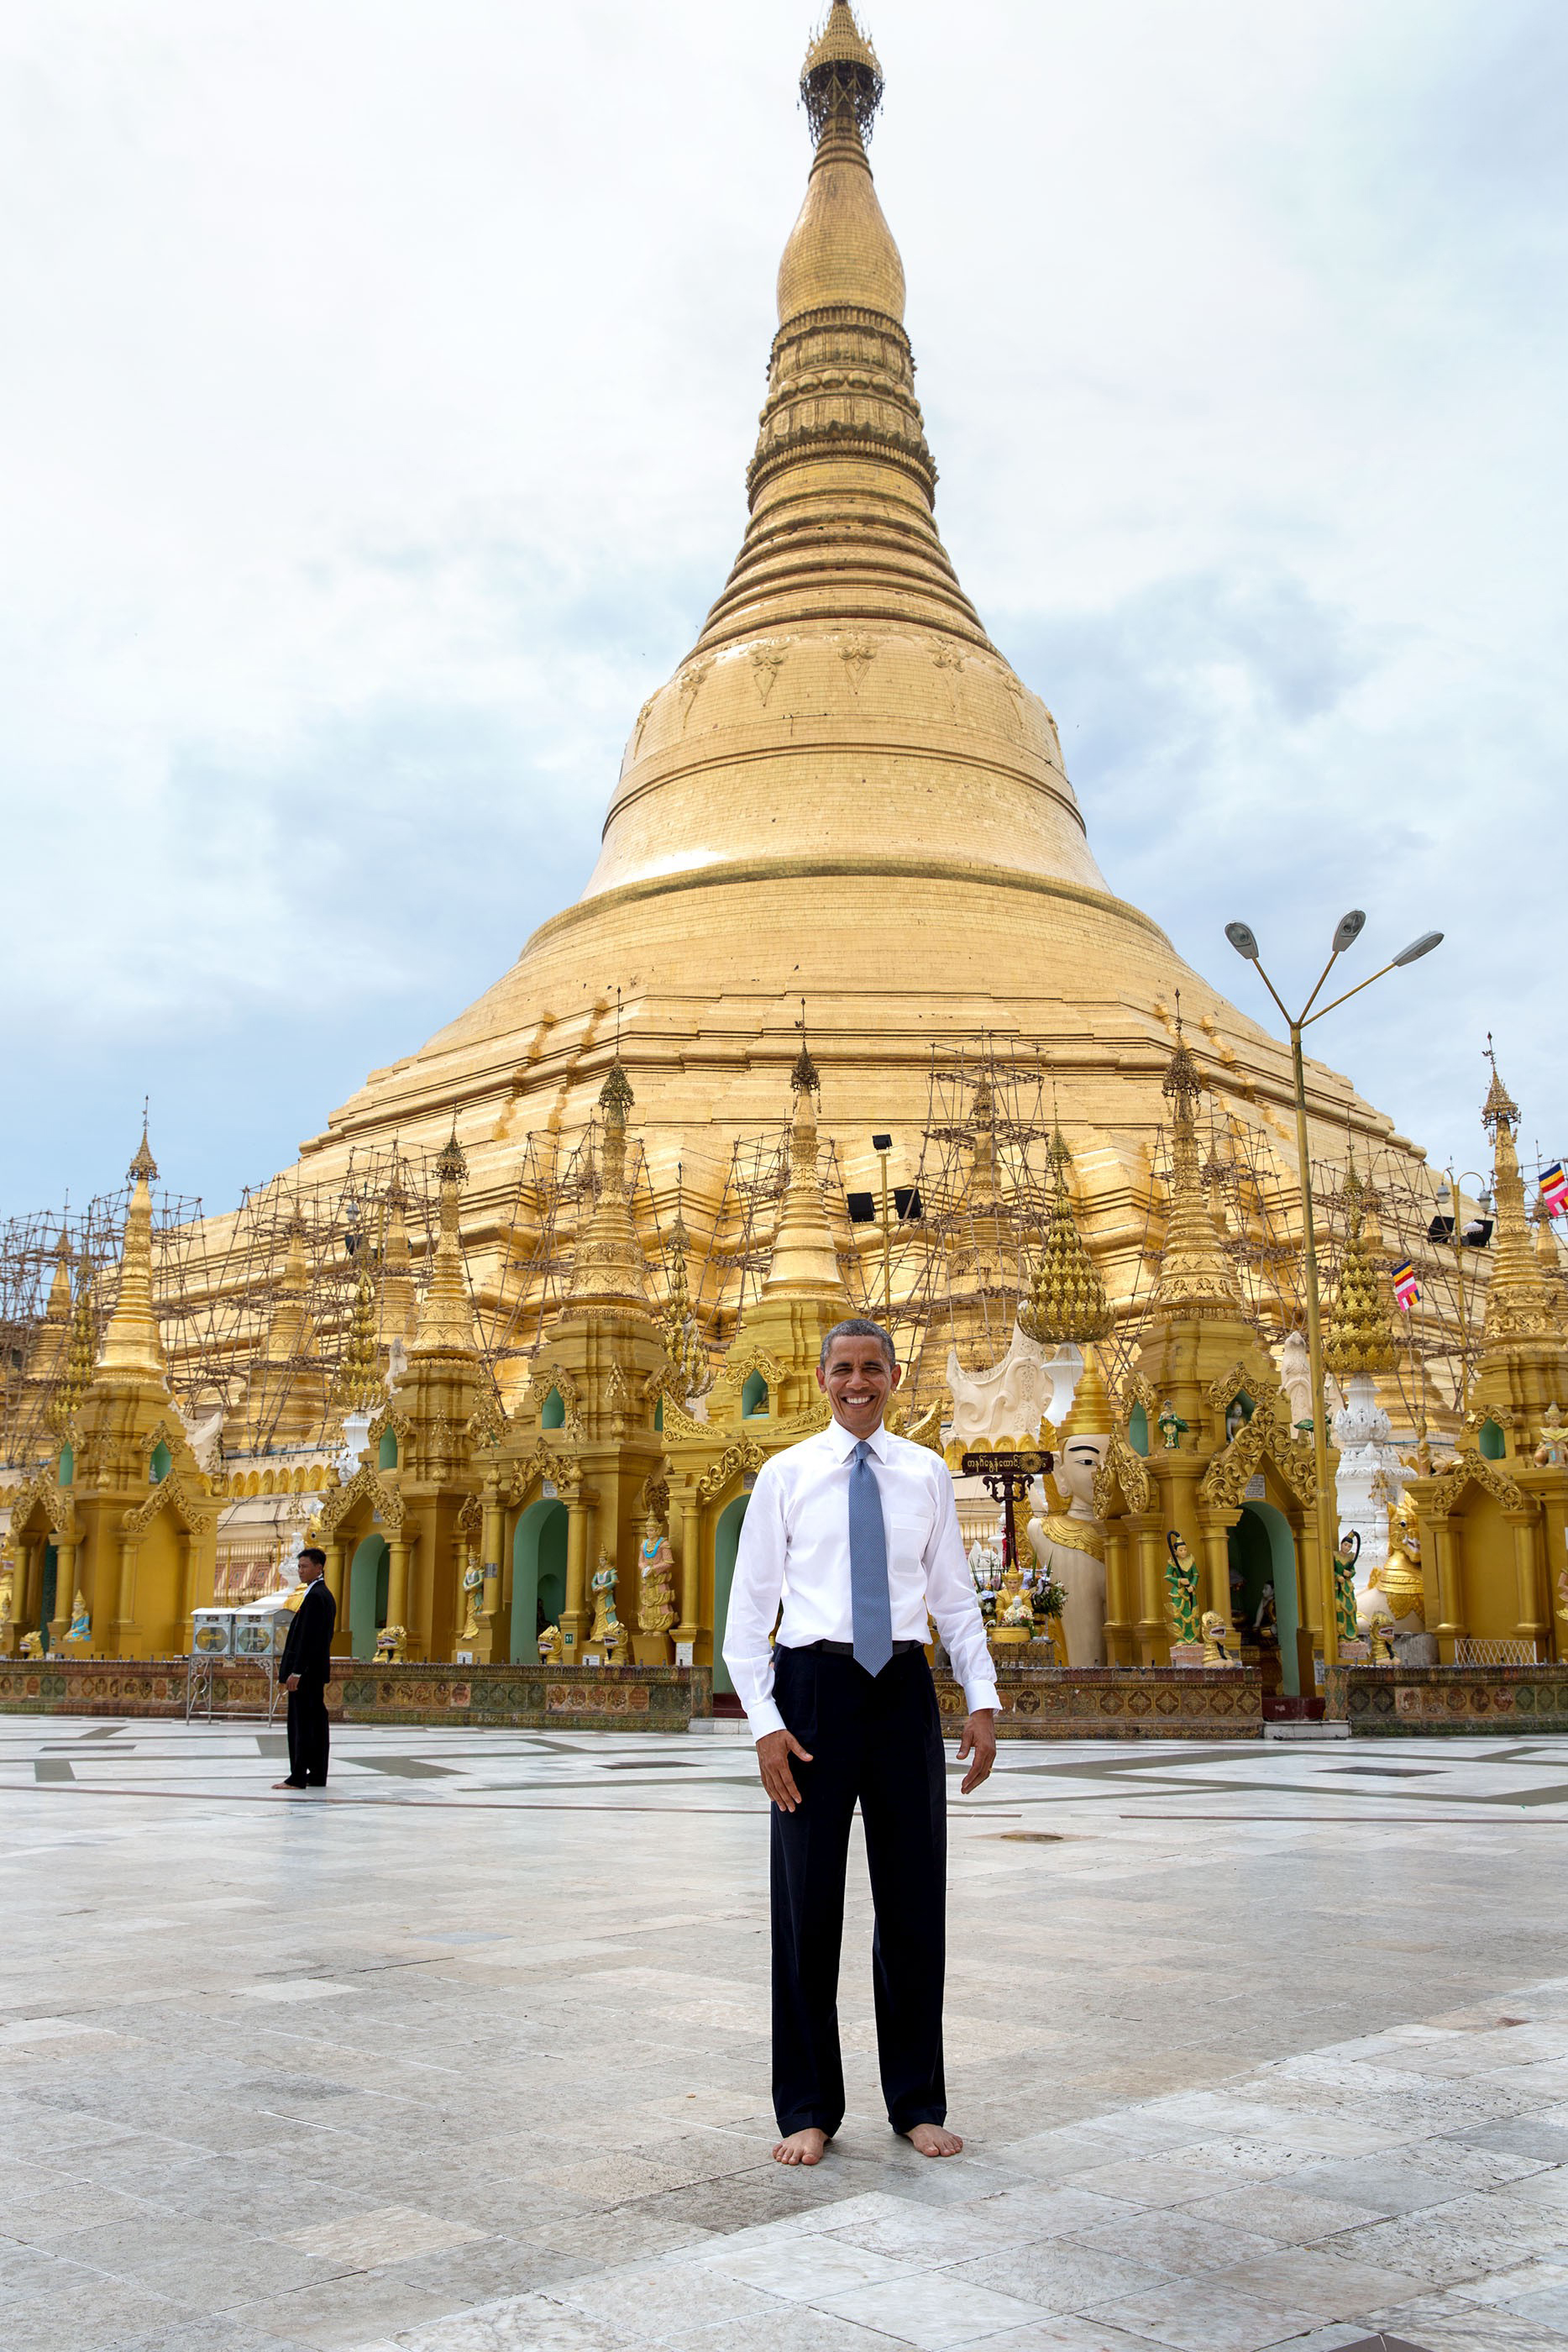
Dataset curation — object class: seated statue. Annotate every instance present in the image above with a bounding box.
[637,1514,678,1637]
[66,1591,92,1645]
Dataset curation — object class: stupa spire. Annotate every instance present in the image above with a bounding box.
[762,1040,850,1303]
[1020,1132,1113,1347]
[1151,1026,1245,1320]
[1478,1050,1551,1344]
[565,1061,653,1313]
[1324,1157,1396,1380]
[98,1126,169,1387]
[412,1118,479,1358]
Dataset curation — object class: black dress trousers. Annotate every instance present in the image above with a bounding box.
[285,1678,330,1788]
[769,1642,947,2139]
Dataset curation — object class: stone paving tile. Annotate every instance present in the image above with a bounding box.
[814,2266,1046,2349]
[1079,2276,1329,2352]
[1361,2292,1568,2347]
[949,2235,1174,2315]
[1177,2183,1374,2245]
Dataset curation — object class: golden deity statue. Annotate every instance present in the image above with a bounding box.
[637,1515,678,1637]
[66,1591,92,1646]
[587,1550,625,1661]
[1165,1531,1201,1646]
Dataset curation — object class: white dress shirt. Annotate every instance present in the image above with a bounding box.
[721,1417,1000,1740]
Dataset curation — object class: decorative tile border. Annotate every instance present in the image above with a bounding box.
[936,1665,1262,1740]
[0,1656,708,1732]
[1335,1662,1568,1736]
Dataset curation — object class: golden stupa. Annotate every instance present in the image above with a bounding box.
[260,8,1428,1304]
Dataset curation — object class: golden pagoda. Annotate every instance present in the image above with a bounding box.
[261,1,1423,1336]
[1323,1159,1397,1384]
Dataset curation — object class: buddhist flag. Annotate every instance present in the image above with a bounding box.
[1540,1162,1568,1219]
[1392,1260,1419,1311]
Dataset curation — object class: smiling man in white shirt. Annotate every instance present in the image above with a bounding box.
[723,1316,999,2168]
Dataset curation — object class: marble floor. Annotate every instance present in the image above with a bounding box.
[3,1719,1568,2352]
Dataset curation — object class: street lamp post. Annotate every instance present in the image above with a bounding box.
[1224,912,1442,1674]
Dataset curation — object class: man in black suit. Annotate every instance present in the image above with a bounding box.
[272,1548,337,1792]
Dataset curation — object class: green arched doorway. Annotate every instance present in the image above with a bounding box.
[713,1495,750,1696]
[511,1500,568,1662]
[349,1533,390,1659]
[1228,1500,1302,1695]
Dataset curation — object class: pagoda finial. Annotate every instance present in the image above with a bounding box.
[1019,1130,1112,1347]
[412,1113,477,1360]
[1324,1153,1396,1380]
[801,3,884,145]
[1151,1023,1245,1320]
[792,998,820,1097]
[1481,1034,1519,1137]
[435,1111,468,1189]
[97,1121,169,1388]
[129,1110,158,1186]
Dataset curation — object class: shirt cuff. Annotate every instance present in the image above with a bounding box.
[742,1698,786,1741]
[961,1674,1001,1717]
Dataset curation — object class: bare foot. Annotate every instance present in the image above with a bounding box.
[272,1781,307,1792]
[773,2127,829,2166]
[905,2123,963,2158]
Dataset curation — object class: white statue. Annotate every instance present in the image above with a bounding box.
[1334,1374,1411,1583]
[945,1322,1063,1448]
[1025,1347,1111,1667]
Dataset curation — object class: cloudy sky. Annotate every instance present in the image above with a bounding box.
[2,0,1563,1221]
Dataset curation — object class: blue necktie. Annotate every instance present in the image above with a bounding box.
[849,1438,894,1677]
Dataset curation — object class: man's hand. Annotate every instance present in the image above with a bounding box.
[957,1709,996,1794]
[756,1727,814,1813]
[283,1674,300,1693]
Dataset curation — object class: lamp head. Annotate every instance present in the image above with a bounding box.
[1225,921,1260,961]
[1331,909,1366,955]
[1392,930,1443,967]
[872,1132,892,1153]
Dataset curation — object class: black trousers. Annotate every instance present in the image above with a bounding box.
[769,1643,947,2139]
[285,1680,330,1787]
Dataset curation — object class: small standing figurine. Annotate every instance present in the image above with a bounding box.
[588,1549,623,1655]
[538,1622,564,1665]
[1164,1530,1201,1644]
[66,1590,92,1645]
[1199,1609,1237,1666]
[459,1557,485,1641]
[1333,1530,1361,1646]
[1534,1404,1567,1467]
[1555,1565,1568,1627]
[1157,1399,1190,1452]
[637,1513,678,1637]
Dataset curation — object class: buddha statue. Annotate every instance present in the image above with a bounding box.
[66,1591,91,1646]
[1025,1347,1111,1666]
[637,1514,678,1638]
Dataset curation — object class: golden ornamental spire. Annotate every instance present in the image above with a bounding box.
[1151,1023,1245,1320]
[1477,1052,1552,1344]
[1324,1158,1396,1380]
[412,1118,478,1359]
[375,1174,419,1343]
[565,1062,653,1313]
[1019,1134,1112,1347]
[660,1212,714,1399]
[334,1263,383,1412]
[1061,1344,1114,1437]
[763,1051,849,1304]
[48,1267,97,1433]
[801,3,884,144]
[97,1129,169,1388]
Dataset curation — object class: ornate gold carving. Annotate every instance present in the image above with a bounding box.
[318,1462,406,1536]
[1428,1456,1534,1518]
[696,1434,765,1502]
[1093,1428,1152,1517]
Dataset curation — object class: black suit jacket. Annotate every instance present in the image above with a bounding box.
[278,1578,337,1686]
